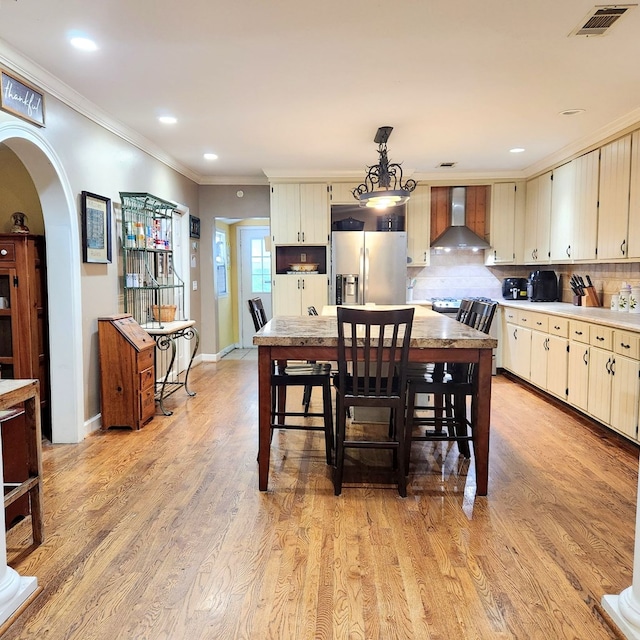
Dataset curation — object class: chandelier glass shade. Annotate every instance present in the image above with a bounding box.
[352,128,417,209]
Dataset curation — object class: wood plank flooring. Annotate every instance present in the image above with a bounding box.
[4,359,638,639]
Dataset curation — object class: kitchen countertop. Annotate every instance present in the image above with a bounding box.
[499,300,640,331]
[253,314,497,349]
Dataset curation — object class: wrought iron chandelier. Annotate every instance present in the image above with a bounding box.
[352,126,417,209]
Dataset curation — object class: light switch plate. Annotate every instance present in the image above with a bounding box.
[192,281,198,291]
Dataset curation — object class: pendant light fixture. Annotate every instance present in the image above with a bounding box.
[352,126,417,209]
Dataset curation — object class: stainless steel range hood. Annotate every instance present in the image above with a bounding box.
[431,186,490,249]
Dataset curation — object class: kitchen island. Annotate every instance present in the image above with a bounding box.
[253,312,497,495]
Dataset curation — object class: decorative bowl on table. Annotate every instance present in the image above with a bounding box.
[289,263,319,272]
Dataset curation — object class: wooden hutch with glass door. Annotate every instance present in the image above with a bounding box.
[0,233,49,528]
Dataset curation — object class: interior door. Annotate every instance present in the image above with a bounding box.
[239,226,271,348]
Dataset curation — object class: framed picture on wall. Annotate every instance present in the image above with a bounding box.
[190,215,200,239]
[81,191,112,263]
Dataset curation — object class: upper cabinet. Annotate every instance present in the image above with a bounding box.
[549,150,599,262]
[524,171,552,264]
[597,135,631,260]
[486,182,516,264]
[270,183,330,245]
[329,182,361,205]
[626,130,640,258]
[406,185,430,267]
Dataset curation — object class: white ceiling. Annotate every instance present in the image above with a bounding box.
[1,0,640,184]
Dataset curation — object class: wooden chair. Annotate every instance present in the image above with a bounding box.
[404,299,497,469]
[333,306,414,496]
[247,297,334,464]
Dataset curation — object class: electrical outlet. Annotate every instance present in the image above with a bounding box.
[192,281,198,291]
[301,252,307,262]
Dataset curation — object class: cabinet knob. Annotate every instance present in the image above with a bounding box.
[0,249,6,256]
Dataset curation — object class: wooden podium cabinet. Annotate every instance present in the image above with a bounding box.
[98,314,156,430]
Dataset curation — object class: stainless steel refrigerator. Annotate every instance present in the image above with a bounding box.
[331,231,407,305]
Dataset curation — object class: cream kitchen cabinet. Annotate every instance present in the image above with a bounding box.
[524,171,552,264]
[270,183,330,245]
[567,320,591,412]
[486,182,516,264]
[549,150,599,262]
[530,316,569,400]
[597,135,631,260]
[329,182,361,204]
[272,274,329,316]
[406,185,431,267]
[626,131,640,258]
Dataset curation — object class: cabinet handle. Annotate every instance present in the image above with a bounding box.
[536,321,542,326]
[583,350,588,365]
[521,317,527,323]
[596,335,604,341]
[611,358,616,375]
[545,338,549,351]
[297,279,301,290]
[513,329,517,340]
[606,357,612,374]
[575,331,583,336]
[301,279,305,290]
[554,325,560,330]
[0,249,6,256]
[302,232,305,242]
[621,342,631,349]
[566,245,571,257]
[621,239,627,256]
[297,232,301,242]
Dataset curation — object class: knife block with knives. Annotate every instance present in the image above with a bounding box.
[570,274,600,307]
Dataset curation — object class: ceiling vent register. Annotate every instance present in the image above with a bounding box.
[570,5,635,37]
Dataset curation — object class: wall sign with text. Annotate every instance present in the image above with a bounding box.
[1,69,45,127]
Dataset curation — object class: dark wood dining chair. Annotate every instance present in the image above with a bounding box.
[404,299,497,470]
[333,306,414,496]
[247,297,334,464]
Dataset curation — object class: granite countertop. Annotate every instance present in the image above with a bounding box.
[499,300,640,331]
[253,314,497,349]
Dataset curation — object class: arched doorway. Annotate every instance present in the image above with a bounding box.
[0,121,84,443]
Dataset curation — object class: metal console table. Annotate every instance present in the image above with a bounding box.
[142,319,199,415]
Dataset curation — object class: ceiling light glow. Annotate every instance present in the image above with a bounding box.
[510,147,525,153]
[69,36,98,51]
[158,116,177,124]
[203,153,218,160]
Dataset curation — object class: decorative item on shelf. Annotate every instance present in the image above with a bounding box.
[151,304,176,323]
[630,286,640,314]
[619,282,631,312]
[352,126,417,210]
[289,263,319,272]
[10,211,30,234]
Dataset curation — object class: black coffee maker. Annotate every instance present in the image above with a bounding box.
[528,270,558,302]
[502,277,528,300]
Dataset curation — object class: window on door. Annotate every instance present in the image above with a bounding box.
[215,230,229,296]
[251,236,271,293]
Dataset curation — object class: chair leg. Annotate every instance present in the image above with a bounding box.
[404,383,416,475]
[454,392,471,458]
[333,399,347,496]
[302,384,312,414]
[322,380,334,465]
[395,405,407,497]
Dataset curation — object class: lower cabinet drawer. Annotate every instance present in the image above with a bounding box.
[548,317,569,338]
[139,366,155,391]
[569,320,590,343]
[615,330,640,360]
[139,387,155,423]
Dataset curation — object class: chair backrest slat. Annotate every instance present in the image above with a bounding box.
[248,297,268,331]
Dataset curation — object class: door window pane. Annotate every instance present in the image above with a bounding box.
[251,237,271,293]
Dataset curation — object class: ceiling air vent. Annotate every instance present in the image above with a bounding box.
[437,162,457,168]
[569,4,636,36]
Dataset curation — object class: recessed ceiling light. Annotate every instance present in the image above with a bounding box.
[69,36,98,51]
[158,116,177,125]
[560,108,586,116]
[510,147,525,153]
[203,153,218,161]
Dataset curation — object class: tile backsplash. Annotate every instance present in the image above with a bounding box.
[408,250,640,307]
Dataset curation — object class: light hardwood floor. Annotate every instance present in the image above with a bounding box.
[4,359,638,639]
